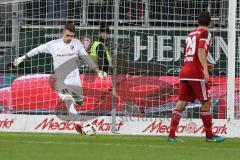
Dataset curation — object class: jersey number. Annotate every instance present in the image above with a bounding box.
[185,36,196,56]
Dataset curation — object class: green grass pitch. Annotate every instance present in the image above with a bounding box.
[0,132,239,160]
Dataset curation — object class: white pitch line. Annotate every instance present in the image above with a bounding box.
[0,139,238,151]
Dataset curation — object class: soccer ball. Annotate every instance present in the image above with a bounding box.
[75,122,97,136]
[82,122,97,136]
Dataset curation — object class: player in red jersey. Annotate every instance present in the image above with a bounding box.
[167,11,225,142]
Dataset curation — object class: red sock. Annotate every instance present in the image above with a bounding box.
[200,110,213,138]
[169,109,182,138]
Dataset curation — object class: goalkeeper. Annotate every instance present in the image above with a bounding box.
[13,24,107,116]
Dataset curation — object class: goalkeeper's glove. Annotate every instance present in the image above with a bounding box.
[97,71,107,79]
[13,55,26,66]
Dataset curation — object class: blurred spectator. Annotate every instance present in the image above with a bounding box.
[90,25,112,73]
[80,36,92,54]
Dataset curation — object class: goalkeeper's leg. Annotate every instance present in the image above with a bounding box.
[72,92,83,106]
[58,92,78,115]
[69,85,84,106]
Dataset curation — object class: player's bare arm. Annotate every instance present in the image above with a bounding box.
[198,48,209,82]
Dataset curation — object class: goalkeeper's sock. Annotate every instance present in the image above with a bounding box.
[169,109,182,138]
[200,110,213,139]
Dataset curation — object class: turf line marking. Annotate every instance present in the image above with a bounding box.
[0,139,238,151]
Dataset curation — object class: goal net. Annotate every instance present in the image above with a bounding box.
[0,0,239,136]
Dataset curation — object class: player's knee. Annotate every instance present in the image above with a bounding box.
[201,100,211,110]
[176,101,187,111]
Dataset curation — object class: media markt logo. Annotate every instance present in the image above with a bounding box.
[92,118,124,132]
[0,118,15,128]
[142,121,227,135]
[185,122,197,134]
[35,118,76,130]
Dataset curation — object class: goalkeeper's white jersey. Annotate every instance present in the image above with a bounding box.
[26,38,94,87]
